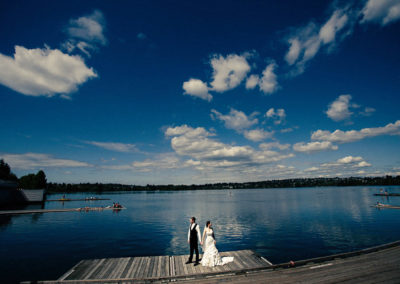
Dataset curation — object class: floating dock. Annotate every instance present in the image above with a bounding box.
[372,204,400,209]
[374,193,400,196]
[46,198,111,202]
[0,207,125,215]
[23,241,400,283]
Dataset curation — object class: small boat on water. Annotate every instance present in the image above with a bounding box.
[372,203,400,209]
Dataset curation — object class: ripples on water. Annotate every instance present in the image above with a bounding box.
[1,186,400,283]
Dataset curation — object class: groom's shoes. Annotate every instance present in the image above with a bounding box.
[194,262,199,266]
[185,261,192,264]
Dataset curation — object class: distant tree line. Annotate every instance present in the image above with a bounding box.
[46,175,400,193]
[1,158,399,192]
[0,159,47,189]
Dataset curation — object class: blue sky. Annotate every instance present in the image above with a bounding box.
[1,0,399,184]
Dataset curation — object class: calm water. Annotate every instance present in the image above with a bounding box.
[1,186,400,283]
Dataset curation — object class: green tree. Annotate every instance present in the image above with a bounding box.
[36,170,47,188]
[19,170,47,189]
[0,159,18,181]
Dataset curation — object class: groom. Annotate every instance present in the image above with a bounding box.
[186,216,202,266]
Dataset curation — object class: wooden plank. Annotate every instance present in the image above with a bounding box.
[95,258,115,279]
[156,256,162,277]
[138,257,150,278]
[125,257,140,278]
[131,257,144,278]
[58,260,84,280]
[170,256,175,277]
[181,255,189,276]
[146,256,156,278]
[76,259,100,280]
[115,257,131,279]
[84,258,106,279]
[109,257,128,279]
[120,257,133,279]
[66,259,94,280]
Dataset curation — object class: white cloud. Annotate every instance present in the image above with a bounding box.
[209,54,251,92]
[360,0,400,26]
[265,108,286,125]
[164,125,294,171]
[293,141,338,153]
[259,63,279,94]
[284,8,352,75]
[63,10,107,57]
[1,153,91,170]
[311,120,400,143]
[244,63,279,95]
[182,78,212,101]
[326,94,353,121]
[84,141,138,152]
[243,129,274,142]
[245,74,259,90]
[326,94,376,121]
[67,10,106,45]
[211,109,258,132]
[0,46,97,97]
[321,156,372,168]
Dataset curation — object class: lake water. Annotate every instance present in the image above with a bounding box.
[1,186,400,283]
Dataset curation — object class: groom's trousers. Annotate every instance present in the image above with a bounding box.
[189,240,199,263]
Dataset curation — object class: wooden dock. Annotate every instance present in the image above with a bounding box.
[46,198,111,202]
[24,241,400,284]
[0,207,125,215]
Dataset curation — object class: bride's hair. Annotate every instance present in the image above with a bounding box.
[206,220,211,228]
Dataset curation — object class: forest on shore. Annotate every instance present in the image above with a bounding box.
[1,159,399,192]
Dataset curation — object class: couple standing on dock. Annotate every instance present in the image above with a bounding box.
[186,217,234,267]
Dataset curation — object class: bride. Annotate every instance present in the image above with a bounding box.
[200,220,234,267]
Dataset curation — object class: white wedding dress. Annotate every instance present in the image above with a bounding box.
[201,228,234,267]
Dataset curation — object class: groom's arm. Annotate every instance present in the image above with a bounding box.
[196,225,201,242]
[188,227,190,243]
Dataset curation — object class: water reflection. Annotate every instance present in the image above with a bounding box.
[1,186,400,283]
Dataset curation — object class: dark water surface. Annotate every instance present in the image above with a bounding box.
[1,186,400,283]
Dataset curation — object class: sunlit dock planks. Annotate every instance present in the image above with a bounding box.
[24,241,400,284]
[33,250,270,283]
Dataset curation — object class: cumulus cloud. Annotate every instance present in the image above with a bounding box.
[326,94,353,121]
[259,63,279,94]
[293,141,338,153]
[302,156,372,177]
[67,10,106,45]
[284,7,352,75]
[84,141,138,152]
[245,74,259,90]
[0,46,97,97]
[245,63,279,94]
[321,156,371,168]
[164,125,294,171]
[211,109,258,132]
[360,0,400,26]
[209,54,251,92]
[311,120,400,143]
[326,94,376,122]
[182,78,212,101]
[1,153,91,169]
[244,129,274,142]
[265,108,286,125]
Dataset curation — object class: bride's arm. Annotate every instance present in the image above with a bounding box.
[201,228,206,245]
